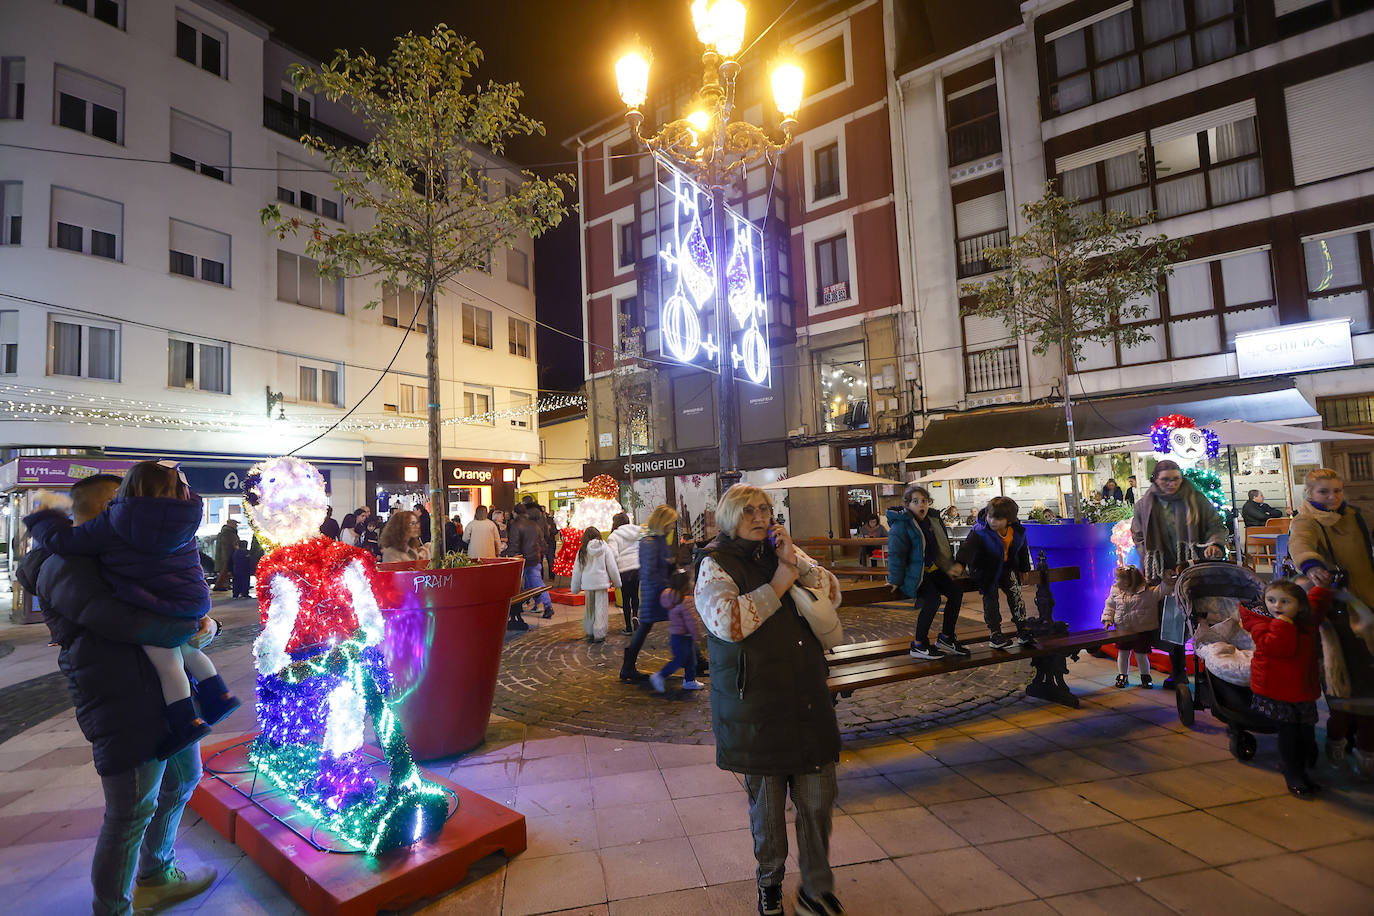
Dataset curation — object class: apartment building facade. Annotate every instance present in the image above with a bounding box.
[0,0,541,529]
[894,0,1374,508]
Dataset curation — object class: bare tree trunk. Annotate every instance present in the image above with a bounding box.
[1052,225,1082,521]
[426,278,445,565]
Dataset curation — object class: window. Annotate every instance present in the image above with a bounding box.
[509,391,533,428]
[818,342,868,432]
[617,221,636,268]
[1304,229,1374,333]
[49,316,119,380]
[169,219,229,285]
[0,182,19,245]
[1,58,23,119]
[167,336,227,392]
[609,138,637,185]
[618,295,647,355]
[60,0,124,28]
[1349,451,1373,482]
[298,361,341,405]
[955,191,1009,278]
[462,304,492,348]
[381,283,426,331]
[507,248,529,287]
[966,345,1022,394]
[50,186,121,260]
[946,82,1001,166]
[508,316,530,357]
[1275,0,1374,38]
[276,250,342,312]
[801,36,846,95]
[54,66,124,144]
[398,380,427,416]
[170,111,229,181]
[813,143,840,200]
[1286,62,1374,187]
[175,10,226,77]
[1056,103,1261,219]
[814,234,850,305]
[618,382,650,455]
[1045,1,1246,114]
[463,386,493,421]
[276,156,342,220]
[1320,394,1374,429]
[0,311,17,374]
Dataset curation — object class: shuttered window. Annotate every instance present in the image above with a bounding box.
[170,110,229,181]
[1286,63,1374,187]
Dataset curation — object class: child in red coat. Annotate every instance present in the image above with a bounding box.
[1241,581,1328,798]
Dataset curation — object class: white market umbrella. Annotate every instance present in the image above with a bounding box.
[915,448,1073,483]
[760,468,900,540]
[1210,419,1374,446]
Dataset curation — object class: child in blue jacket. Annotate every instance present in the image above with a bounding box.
[954,497,1035,651]
[26,461,240,758]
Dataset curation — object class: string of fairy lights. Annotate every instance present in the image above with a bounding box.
[0,384,584,434]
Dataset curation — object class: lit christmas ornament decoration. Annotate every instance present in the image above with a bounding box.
[1148,415,1228,520]
[245,458,446,855]
[554,476,625,576]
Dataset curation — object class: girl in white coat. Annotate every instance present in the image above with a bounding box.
[572,527,622,642]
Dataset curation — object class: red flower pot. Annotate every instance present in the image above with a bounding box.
[376,557,525,760]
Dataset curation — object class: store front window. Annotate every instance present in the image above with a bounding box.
[818,343,868,432]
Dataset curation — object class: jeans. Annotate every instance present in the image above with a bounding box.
[743,764,836,895]
[915,570,962,642]
[92,743,201,916]
[981,569,1027,635]
[626,617,656,662]
[619,569,641,631]
[523,564,552,610]
[656,633,697,681]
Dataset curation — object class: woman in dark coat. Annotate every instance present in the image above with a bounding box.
[620,504,678,683]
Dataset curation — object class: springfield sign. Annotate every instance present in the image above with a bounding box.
[1235,318,1353,379]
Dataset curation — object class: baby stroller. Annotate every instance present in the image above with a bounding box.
[1171,561,1274,760]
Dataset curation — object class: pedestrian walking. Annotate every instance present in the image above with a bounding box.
[649,566,703,693]
[571,527,620,642]
[606,512,643,634]
[621,504,678,683]
[464,506,501,559]
[509,504,554,618]
[212,517,238,591]
[319,506,340,540]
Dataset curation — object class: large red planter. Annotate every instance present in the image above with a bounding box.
[376,557,525,760]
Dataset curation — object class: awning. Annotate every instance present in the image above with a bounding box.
[908,379,1319,462]
[519,461,585,486]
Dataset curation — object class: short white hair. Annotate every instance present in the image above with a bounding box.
[717,485,772,539]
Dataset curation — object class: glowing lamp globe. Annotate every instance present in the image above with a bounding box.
[771,63,804,119]
[616,51,651,109]
[244,456,330,548]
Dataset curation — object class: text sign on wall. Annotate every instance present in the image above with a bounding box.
[1235,318,1354,378]
[655,161,771,386]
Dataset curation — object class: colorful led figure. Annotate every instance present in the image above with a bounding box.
[244,457,446,855]
[553,475,625,577]
[1148,415,1228,519]
[656,162,771,385]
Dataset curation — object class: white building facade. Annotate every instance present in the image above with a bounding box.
[0,0,542,527]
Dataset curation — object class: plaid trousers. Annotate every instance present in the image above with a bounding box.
[742,763,836,894]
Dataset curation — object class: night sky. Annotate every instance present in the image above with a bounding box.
[232,0,789,394]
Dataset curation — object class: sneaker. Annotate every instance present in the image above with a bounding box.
[1015,631,1037,648]
[682,680,704,690]
[132,864,216,913]
[758,883,783,916]
[796,888,846,916]
[1138,675,1153,689]
[909,640,944,660]
[989,633,1013,650]
[649,672,666,693]
[1114,674,1129,688]
[936,633,971,657]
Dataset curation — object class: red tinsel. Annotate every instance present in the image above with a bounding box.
[553,525,583,577]
[256,538,392,655]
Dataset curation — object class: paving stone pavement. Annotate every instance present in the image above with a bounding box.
[493,603,1030,743]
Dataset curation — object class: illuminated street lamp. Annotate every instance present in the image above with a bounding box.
[615,0,802,492]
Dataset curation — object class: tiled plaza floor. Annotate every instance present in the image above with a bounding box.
[2,594,1373,915]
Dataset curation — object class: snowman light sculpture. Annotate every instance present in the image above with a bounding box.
[1149,414,1220,469]
[245,457,446,855]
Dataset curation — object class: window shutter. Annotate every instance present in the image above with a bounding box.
[51,187,121,236]
[54,66,123,114]
[1055,133,1145,175]
[1151,99,1256,145]
[170,219,228,260]
[1286,63,1374,186]
[1274,0,1326,15]
[955,191,1007,237]
[962,314,1006,348]
[171,111,229,171]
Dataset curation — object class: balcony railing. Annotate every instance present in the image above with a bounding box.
[948,113,1002,167]
[956,227,1008,279]
[263,97,364,149]
[966,345,1020,394]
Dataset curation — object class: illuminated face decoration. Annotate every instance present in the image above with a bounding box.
[1149,414,1219,467]
[243,456,330,547]
[1169,427,1208,461]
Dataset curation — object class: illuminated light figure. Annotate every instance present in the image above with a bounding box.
[725,232,754,325]
[244,456,446,855]
[554,476,625,577]
[661,284,703,363]
[680,206,715,307]
[1148,415,1229,520]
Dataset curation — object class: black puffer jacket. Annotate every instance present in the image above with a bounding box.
[17,548,198,776]
[506,513,546,565]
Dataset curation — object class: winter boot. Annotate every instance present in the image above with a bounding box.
[1353,747,1374,779]
[620,648,649,684]
[158,697,212,760]
[193,675,241,725]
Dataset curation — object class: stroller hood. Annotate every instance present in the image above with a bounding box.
[1174,562,1265,618]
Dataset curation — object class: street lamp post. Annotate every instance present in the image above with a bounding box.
[616,0,803,494]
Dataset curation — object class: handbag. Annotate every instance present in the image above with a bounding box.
[1159,594,1188,647]
[790,583,844,651]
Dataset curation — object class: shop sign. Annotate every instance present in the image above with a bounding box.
[1,458,139,489]
[451,466,495,483]
[180,464,331,496]
[1235,318,1353,379]
[625,456,686,475]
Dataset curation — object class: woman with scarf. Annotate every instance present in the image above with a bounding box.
[1130,460,1228,686]
[1288,468,1374,777]
[695,484,844,916]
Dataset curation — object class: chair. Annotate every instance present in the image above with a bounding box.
[1244,525,1277,571]
[1264,517,1292,534]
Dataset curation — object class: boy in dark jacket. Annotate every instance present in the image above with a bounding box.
[954,496,1035,650]
[231,540,254,598]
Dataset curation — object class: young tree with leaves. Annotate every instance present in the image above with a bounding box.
[962,186,1186,520]
[609,312,657,519]
[262,26,571,564]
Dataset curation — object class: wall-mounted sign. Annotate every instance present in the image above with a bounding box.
[655,161,771,386]
[598,432,614,448]
[1235,318,1353,378]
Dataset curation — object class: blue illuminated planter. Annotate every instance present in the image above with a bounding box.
[1023,522,1121,632]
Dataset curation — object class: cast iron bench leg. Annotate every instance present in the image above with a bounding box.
[1025,652,1079,708]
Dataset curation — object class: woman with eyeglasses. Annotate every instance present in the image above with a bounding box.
[694,484,844,916]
